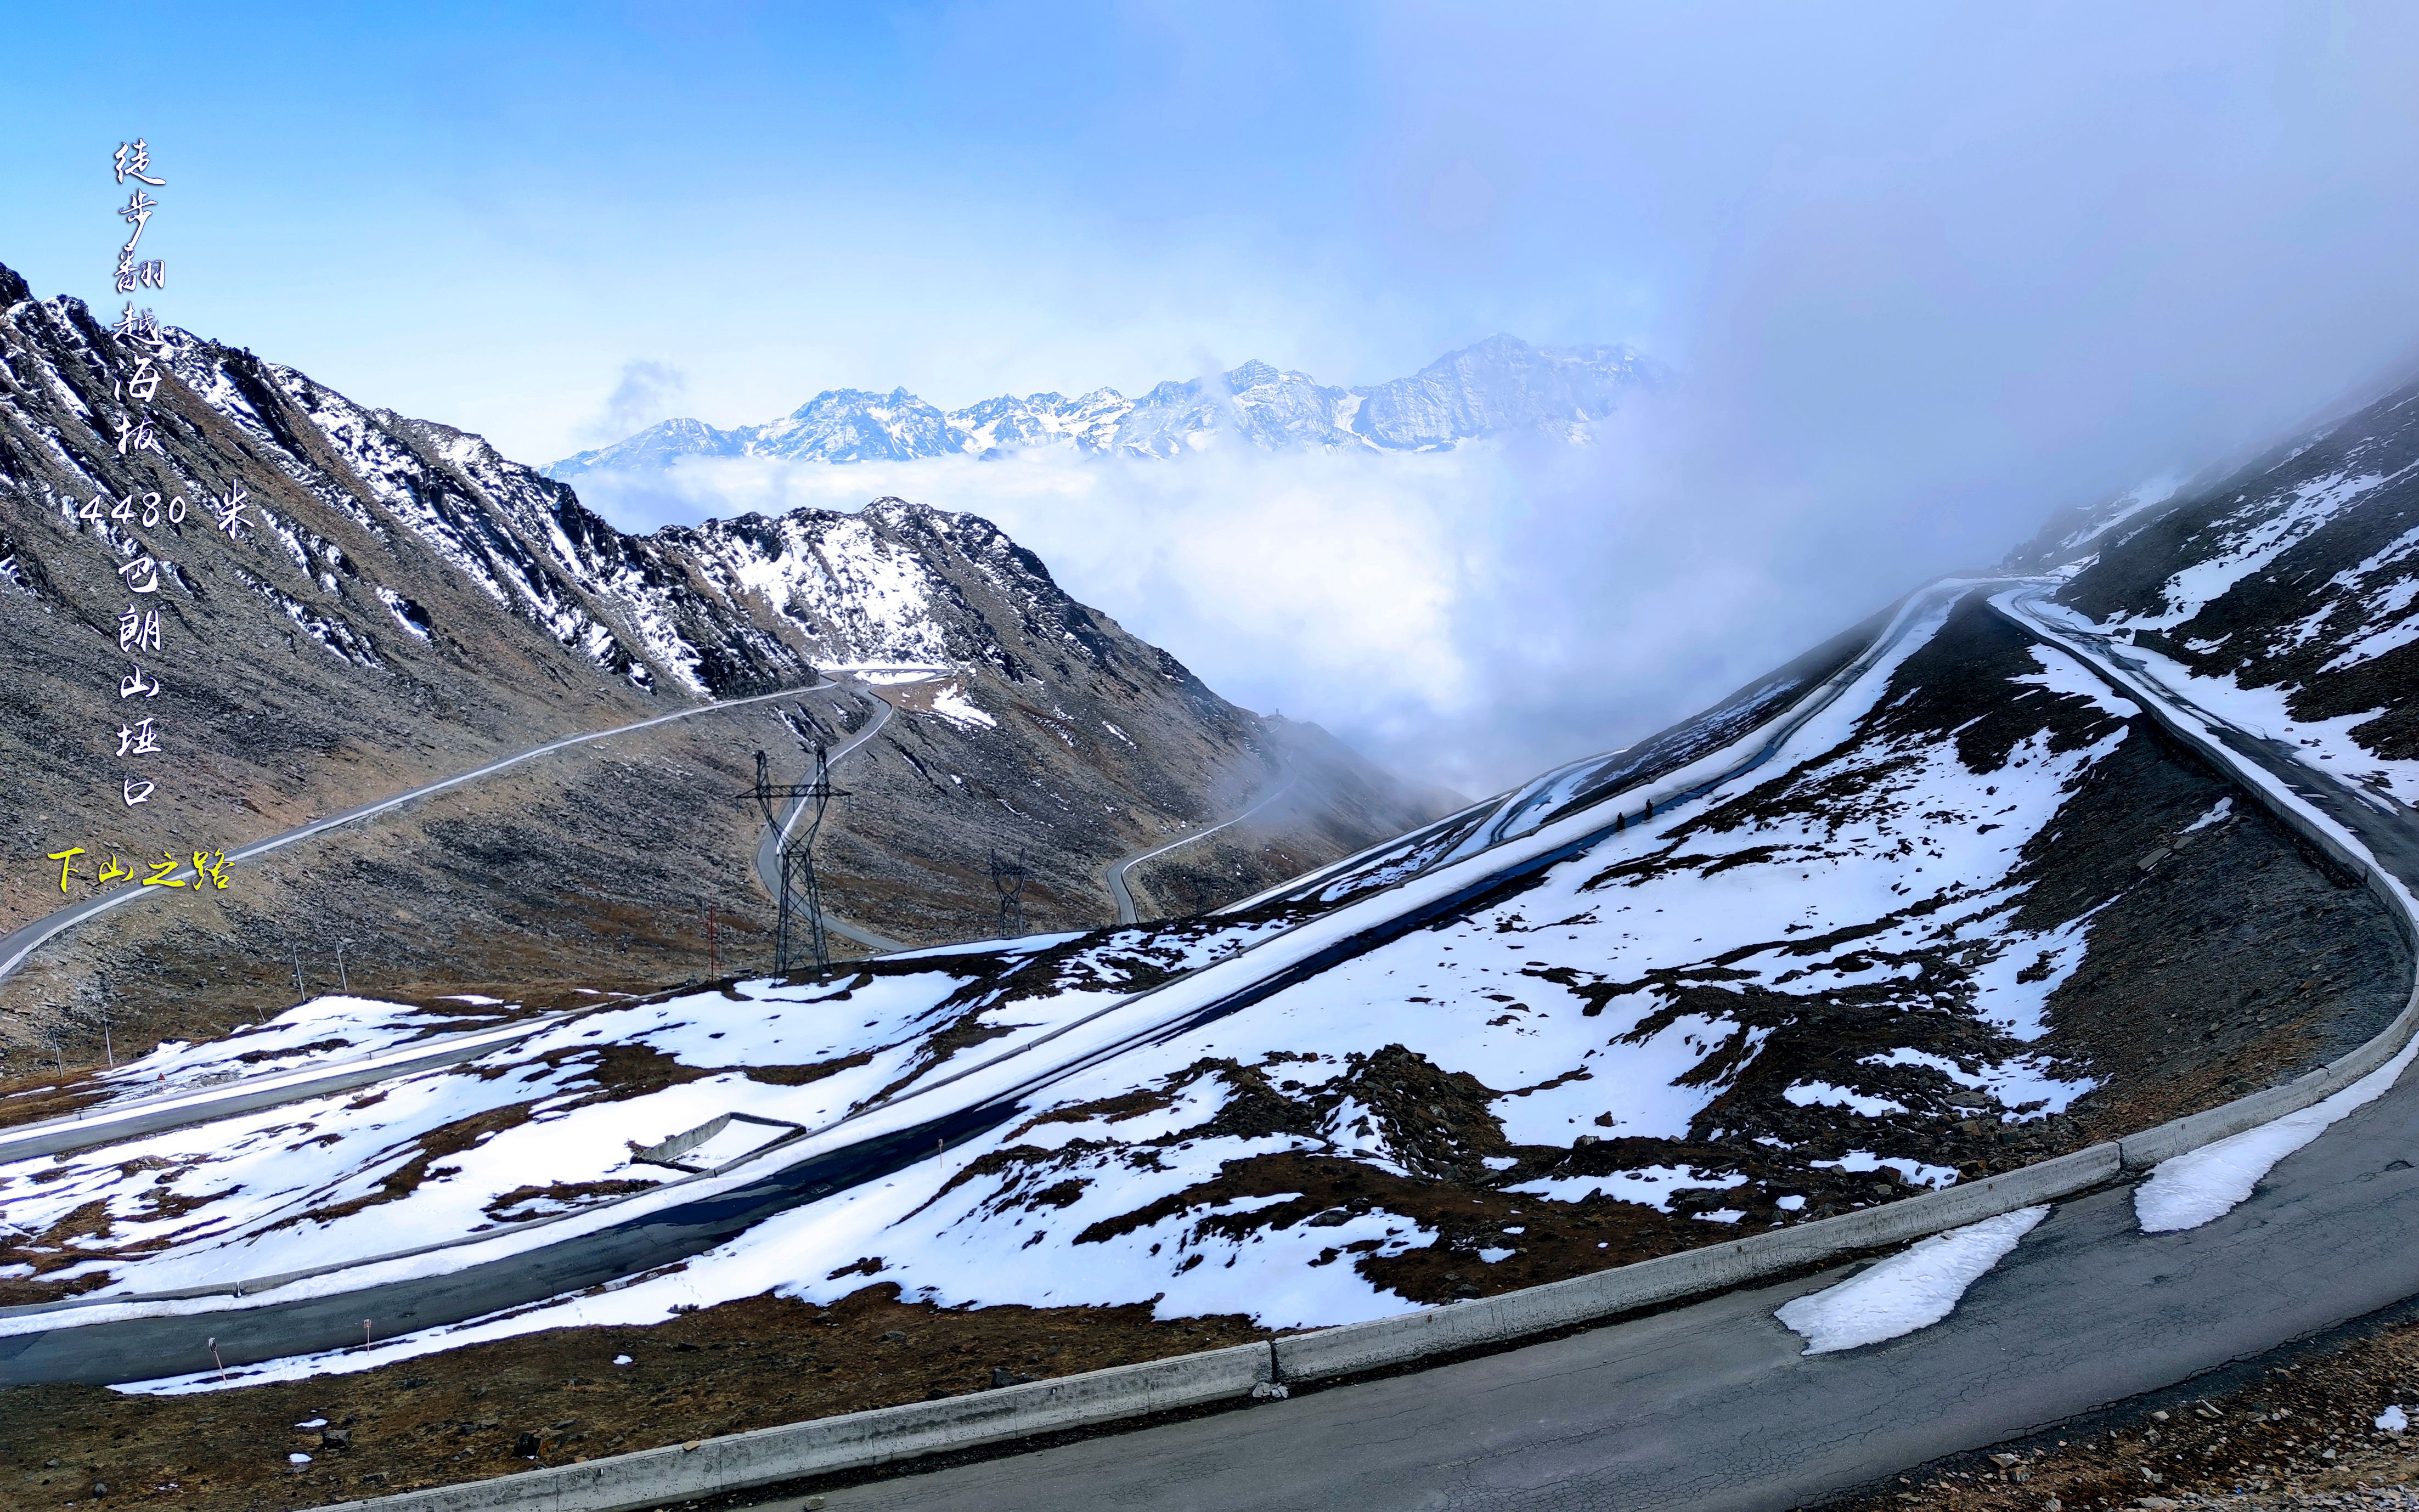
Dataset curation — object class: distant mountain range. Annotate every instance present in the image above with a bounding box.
[543,334,1663,478]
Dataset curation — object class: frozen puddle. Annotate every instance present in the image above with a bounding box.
[1775,1207,2048,1354]
[2135,1035,2419,1233]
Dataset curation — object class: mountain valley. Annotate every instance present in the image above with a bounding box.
[7,267,2419,1512]
[0,259,1453,1093]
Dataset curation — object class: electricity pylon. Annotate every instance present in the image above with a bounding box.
[989,845,1028,939]
[743,744,849,975]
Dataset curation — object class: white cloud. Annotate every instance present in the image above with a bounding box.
[567,388,1945,796]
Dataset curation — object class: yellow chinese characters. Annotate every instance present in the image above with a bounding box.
[46,848,84,893]
[40,845,231,893]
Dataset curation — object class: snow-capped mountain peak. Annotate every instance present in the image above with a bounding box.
[544,335,1664,478]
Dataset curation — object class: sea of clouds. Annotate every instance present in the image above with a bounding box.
[566,389,1982,798]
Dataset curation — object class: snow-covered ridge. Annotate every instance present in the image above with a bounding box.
[544,334,1665,477]
[0,293,1157,700]
[2044,365,2419,799]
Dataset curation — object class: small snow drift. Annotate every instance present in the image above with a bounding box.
[1775,1206,2048,1354]
[2134,1035,2419,1233]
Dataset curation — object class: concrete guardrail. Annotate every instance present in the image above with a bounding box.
[1273,1142,2123,1382]
[326,1341,1273,1512]
[1995,597,2419,1171]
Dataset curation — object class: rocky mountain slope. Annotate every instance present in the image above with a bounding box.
[0,258,1452,1077]
[10,582,2395,1355]
[2017,375,2419,794]
[544,334,1662,476]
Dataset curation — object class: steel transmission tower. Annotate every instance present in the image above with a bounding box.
[743,743,849,975]
[988,845,1028,938]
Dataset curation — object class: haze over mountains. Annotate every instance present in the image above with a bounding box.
[544,335,1663,477]
[0,258,1452,1067]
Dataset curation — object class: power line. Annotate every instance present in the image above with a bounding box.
[742,743,849,976]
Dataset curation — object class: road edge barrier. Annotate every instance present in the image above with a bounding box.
[1994,593,2419,1169]
[0,1016,571,1164]
[281,585,2415,1510]
[1272,1142,2123,1381]
[329,1341,1273,1512]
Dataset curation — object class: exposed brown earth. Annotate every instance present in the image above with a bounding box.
[0,1285,1265,1511]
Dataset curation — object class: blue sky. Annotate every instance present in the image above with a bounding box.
[17,2,1601,460]
[10,4,2419,786]
[13,3,2408,468]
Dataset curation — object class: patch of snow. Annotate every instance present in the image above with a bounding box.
[1811,1151,1960,1189]
[1507,1164,1745,1211]
[927,682,997,730]
[2015,643,2141,720]
[1783,1081,1906,1117]
[1774,1206,2048,1353]
[2135,1033,2419,1232]
[1857,1046,2093,1122]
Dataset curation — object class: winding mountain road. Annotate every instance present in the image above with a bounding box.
[750,585,2419,1512]
[0,684,826,990]
[0,580,1966,1385]
[0,678,874,1161]
[1103,770,1300,925]
[747,681,907,955]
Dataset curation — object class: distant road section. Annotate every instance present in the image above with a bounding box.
[1103,771,1299,924]
[749,682,907,955]
[0,684,826,989]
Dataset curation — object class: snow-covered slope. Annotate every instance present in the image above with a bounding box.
[543,335,1664,477]
[19,585,2400,1368]
[2022,370,2419,802]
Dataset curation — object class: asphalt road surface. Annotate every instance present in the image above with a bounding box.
[732,587,2419,1511]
